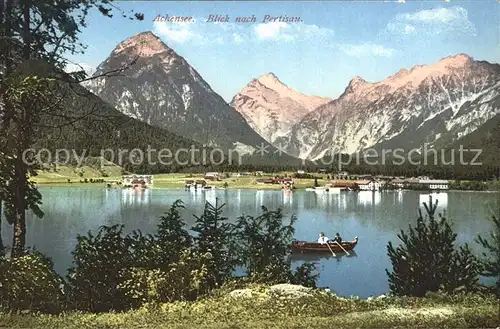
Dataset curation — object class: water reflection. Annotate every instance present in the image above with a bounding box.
[338,193,347,211]
[291,250,358,262]
[122,188,151,206]
[255,190,264,208]
[188,188,203,203]
[396,190,403,203]
[283,190,293,205]
[357,191,381,206]
[203,190,217,205]
[419,192,448,214]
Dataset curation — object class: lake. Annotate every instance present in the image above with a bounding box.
[1,187,498,298]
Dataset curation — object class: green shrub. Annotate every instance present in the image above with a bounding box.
[0,251,64,313]
[387,196,481,297]
[118,248,211,304]
[232,207,318,287]
[67,224,134,312]
[475,215,500,297]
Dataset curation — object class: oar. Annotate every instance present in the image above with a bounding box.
[325,241,336,257]
[334,240,350,256]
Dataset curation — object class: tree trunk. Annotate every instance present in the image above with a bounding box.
[1,0,14,256]
[10,1,32,258]
[0,199,3,255]
[7,0,31,258]
[11,160,27,257]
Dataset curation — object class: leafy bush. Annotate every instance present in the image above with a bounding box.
[233,206,317,287]
[0,251,64,313]
[386,196,481,296]
[117,268,167,306]
[67,224,134,312]
[159,248,211,301]
[118,248,211,305]
[126,230,160,269]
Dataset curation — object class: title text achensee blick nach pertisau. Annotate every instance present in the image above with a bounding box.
[153,14,302,23]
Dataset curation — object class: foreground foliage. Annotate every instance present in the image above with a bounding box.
[0,251,64,313]
[0,290,498,329]
[476,214,500,297]
[387,196,482,296]
[4,199,317,314]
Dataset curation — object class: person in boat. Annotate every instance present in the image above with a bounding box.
[332,232,342,244]
[317,232,330,244]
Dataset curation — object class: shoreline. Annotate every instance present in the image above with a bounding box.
[32,182,499,193]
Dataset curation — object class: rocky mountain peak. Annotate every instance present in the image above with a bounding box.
[231,73,330,145]
[279,53,499,161]
[438,53,472,67]
[347,76,368,88]
[380,53,476,90]
[255,72,288,89]
[112,31,171,57]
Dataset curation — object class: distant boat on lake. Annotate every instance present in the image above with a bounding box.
[292,237,359,254]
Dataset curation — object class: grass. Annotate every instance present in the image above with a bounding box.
[1,291,498,329]
[33,160,122,186]
[32,166,327,190]
[152,173,325,189]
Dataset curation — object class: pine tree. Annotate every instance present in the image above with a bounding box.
[191,198,234,290]
[475,215,500,297]
[155,200,193,267]
[386,195,481,296]
[234,207,296,282]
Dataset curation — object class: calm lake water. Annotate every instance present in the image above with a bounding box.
[1,188,498,298]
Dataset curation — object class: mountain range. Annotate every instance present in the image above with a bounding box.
[23,59,212,173]
[230,73,329,145]
[83,31,499,168]
[274,54,500,160]
[84,32,299,165]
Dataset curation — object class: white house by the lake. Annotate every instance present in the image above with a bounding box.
[418,179,449,190]
[204,172,220,180]
[122,175,153,187]
[355,179,381,191]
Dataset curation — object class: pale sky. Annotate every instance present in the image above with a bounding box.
[68,0,500,102]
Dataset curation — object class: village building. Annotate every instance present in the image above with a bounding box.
[391,178,407,188]
[122,175,153,188]
[204,172,220,181]
[418,179,449,190]
[330,180,357,190]
[355,179,381,191]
